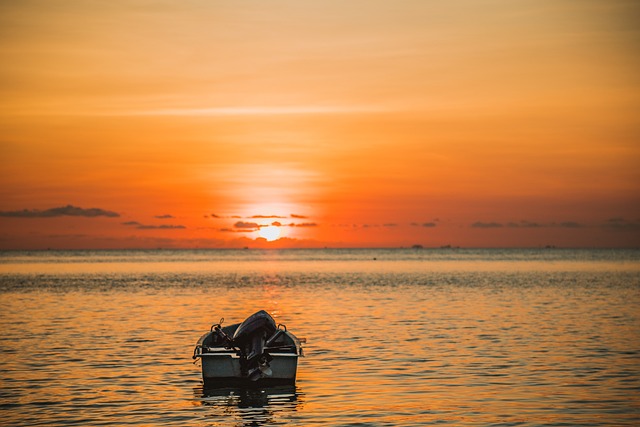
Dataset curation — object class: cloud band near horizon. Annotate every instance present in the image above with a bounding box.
[128,105,388,116]
[0,205,119,218]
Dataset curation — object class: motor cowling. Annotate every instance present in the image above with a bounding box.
[232,310,277,380]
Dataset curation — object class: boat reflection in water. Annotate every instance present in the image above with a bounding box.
[195,385,303,426]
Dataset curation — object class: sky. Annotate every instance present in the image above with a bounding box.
[1,0,639,249]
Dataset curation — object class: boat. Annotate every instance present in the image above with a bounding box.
[193,310,303,386]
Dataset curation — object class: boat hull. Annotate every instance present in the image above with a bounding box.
[194,312,303,387]
[200,351,299,386]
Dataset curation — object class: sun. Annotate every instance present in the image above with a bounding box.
[258,225,281,241]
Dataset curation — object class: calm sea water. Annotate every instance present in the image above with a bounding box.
[1,248,639,426]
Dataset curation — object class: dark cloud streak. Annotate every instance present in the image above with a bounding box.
[0,205,120,218]
[604,218,640,230]
[122,221,186,230]
[219,228,254,233]
[234,221,260,229]
[507,221,540,228]
[137,224,186,230]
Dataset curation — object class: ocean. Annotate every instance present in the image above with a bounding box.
[1,248,639,426]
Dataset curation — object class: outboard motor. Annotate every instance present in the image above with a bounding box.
[232,310,277,381]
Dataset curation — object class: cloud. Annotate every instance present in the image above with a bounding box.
[122,221,186,230]
[471,222,504,228]
[604,218,640,230]
[219,228,254,233]
[234,221,260,229]
[206,214,246,219]
[507,221,541,228]
[411,222,438,227]
[250,215,287,219]
[154,214,175,219]
[0,205,120,218]
[293,222,317,227]
[291,214,308,219]
[383,223,398,227]
[138,224,186,230]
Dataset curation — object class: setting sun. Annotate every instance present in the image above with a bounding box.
[258,225,281,242]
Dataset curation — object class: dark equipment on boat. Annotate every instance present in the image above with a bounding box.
[232,310,278,380]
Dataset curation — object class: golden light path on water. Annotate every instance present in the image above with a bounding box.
[1,257,638,275]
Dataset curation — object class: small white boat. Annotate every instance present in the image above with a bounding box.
[193,310,303,386]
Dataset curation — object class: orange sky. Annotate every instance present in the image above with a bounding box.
[1,0,639,249]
